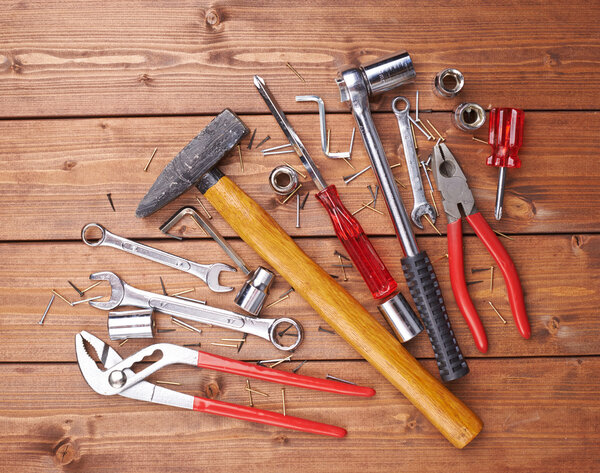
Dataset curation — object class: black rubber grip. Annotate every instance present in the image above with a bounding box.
[402,251,469,382]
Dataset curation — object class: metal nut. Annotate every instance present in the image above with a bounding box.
[453,103,487,131]
[269,165,299,195]
[433,68,465,98]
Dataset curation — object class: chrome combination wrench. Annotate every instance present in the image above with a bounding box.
[82,223,236,293]
[88,271,302,351]
[392,97,437,229]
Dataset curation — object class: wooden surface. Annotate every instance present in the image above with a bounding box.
[1,0,599,471]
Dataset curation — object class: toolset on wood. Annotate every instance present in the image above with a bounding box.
[37,50,532,447]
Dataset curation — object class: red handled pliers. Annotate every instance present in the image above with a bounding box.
[76,331,375,437]
[431,143,530,353]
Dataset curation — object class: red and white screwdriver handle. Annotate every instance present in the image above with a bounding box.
[316,185,397,299]
[487,108,525,220]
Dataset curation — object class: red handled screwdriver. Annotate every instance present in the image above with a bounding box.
[254,76,397,299]
[487,108,525,220]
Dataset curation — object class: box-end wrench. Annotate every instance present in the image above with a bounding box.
[81,223,236,293]
[392,97,436,229]
[88,272,302,351]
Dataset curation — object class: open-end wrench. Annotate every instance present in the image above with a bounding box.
[81,224,236,293]
[88,272,302,351]
[392,97,436,229]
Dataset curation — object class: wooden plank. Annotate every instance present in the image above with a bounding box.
[0,357,598,472]
[0,1,599,117]
[0,112,598,241]
[1,234,597,362]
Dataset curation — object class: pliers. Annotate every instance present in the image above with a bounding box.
[431,143,530,353]
[75,331,375,437]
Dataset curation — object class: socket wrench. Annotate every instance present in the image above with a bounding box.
[82,223,236,293]
[88,271,302,351]
[337,51,469,382]
[392,96,436,229]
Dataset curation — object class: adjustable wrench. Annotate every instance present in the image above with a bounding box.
[88,272,302,351]
[82,223,236,293]
[392,97,436,229]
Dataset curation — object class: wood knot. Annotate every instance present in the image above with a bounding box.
[543,51,561,67]
[547,316,560,335]
[571,235,586,251]
[273,434,288,444]
[407,420,417,429]
[205,382,220,399]
[62,160,77,171]
[137,73,153,86]
[10,59,23,74]
[205,9,221,27]
[54,439,76,465]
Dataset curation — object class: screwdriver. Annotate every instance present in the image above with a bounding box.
[254,76,397,299]
[487,108,525,220]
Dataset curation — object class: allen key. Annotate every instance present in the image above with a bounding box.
[295,95,355,159]
[160,206,251,275]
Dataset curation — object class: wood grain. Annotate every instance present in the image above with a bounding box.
[0,112,598,241]
[1,358,598,472]
[1,234,597,363]
[0,1,599,117]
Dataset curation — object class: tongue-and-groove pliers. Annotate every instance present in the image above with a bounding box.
[431,143,530,353]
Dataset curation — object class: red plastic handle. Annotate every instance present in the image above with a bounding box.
[466,212,530,339]
[193,396,347,437]
[197,351,376,397]
[315,185,397,299]
[447,220,488,353]
[487,108,524,169]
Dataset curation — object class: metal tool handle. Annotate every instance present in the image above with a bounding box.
[82,223,212,282]
[342,77,468,381]
[120,282,301,351]
[343,84,419,257]
[401,251,469,382]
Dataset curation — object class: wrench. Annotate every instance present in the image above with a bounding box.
[82,223,236,293]
[392,97,436,229]
[88,272,302,351]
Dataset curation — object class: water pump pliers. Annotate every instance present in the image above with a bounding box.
[75,331,375,437]
[431,143,530,353]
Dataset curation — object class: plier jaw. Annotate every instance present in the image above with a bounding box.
[431,143,477,223]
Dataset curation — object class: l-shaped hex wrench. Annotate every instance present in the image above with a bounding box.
[336,52,469,382]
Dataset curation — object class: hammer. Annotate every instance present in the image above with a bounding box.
[337,52,469,383]
[137,109,482,448]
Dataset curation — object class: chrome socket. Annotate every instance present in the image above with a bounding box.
[234,266,275,315]
[108,309,154,340]
[378,292,424,342]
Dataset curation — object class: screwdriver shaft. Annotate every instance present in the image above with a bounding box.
[495,167,506,220]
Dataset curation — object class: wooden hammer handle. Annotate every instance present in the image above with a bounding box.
[203,175,482,448]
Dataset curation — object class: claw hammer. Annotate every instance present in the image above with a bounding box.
[137,109,482,448]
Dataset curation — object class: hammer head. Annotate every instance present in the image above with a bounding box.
[336,51,416,102]
[136,109,249,218]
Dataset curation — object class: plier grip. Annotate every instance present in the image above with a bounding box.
[432,143,530,353]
